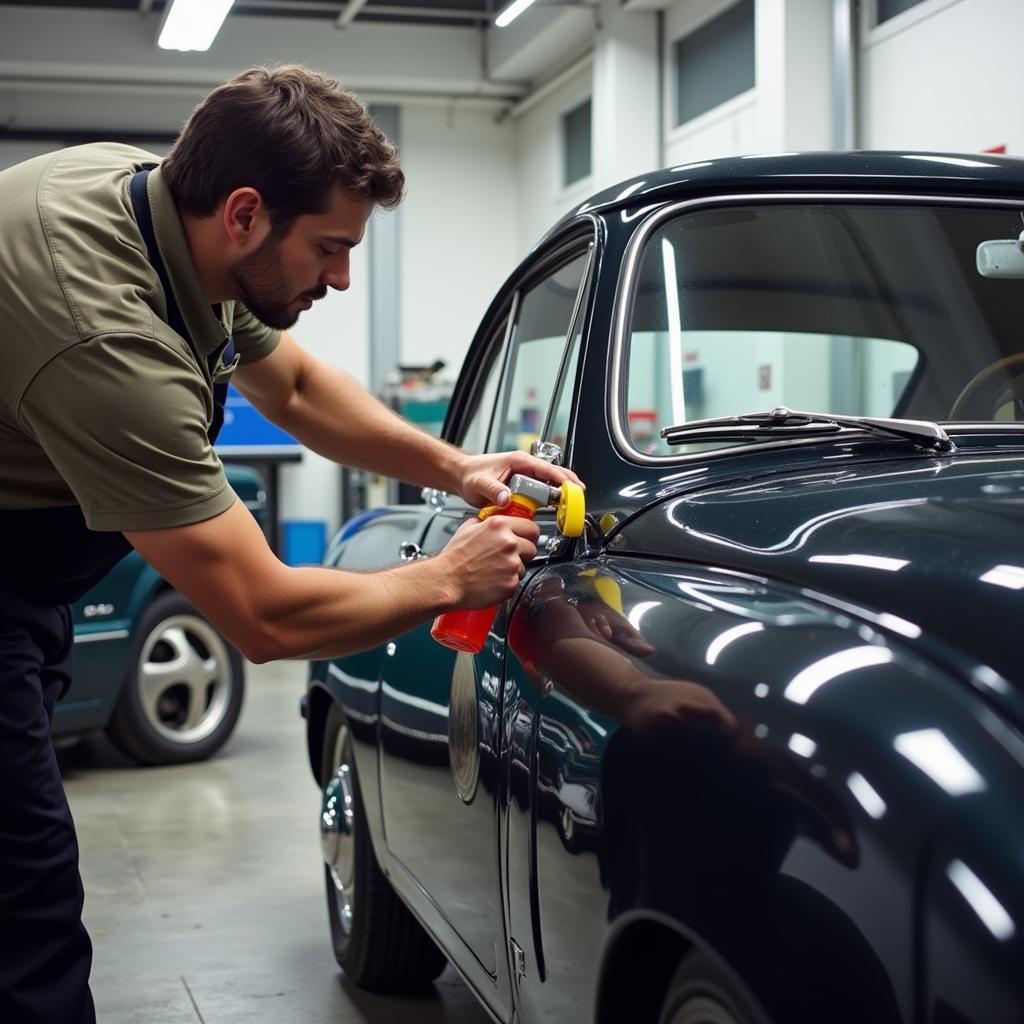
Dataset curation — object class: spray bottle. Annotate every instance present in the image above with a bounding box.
[431,473,586,653]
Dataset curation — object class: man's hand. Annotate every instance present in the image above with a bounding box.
[622,680,738,736]
[435,515,541,609]
[576,602,656,658]
[456,451,584,509]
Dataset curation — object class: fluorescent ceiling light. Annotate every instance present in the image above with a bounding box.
[784,645,893,705]
[159,0,235,52]
[847,772,886,819]
[894,728,985,796]
[661,240,685,426]
[706,621,764,666]
[947,860,1016,941]
[627,601,659,632]
[788,733,817,758]
[495,0,538,27]
[809,554,909,572]
[980,564,1024,590]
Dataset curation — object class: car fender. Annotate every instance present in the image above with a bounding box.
[506,555,1023,1023]
[308,505,440,862]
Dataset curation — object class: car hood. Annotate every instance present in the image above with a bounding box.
[615,452,1024,714]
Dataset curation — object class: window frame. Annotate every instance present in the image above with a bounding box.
[610,191,1024,467]
[561,98,593,189]
[447,225,597,461]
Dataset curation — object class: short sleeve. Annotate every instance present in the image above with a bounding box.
[19,333,235,531]
[230,302,281,365]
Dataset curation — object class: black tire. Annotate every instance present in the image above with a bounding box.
[106,590,245,765]
[658,951,772,1024]
[319,702,446,991]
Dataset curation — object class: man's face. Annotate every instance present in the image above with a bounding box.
[231,184,373,330]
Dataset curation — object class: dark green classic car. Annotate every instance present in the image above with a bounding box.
[55,464,264,764]
[305,153,1024,1023]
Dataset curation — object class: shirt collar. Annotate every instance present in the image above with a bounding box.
[148,165,230,358]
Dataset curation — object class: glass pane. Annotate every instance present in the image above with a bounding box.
[877,0,926,25]
[546,280,589,453]
[563,99,592,187]
[675,0,755,126]
[492,252,589,454]
[460,318,508,454]
[626,203,1024,454]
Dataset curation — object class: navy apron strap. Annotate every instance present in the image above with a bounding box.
[128,168,232,443]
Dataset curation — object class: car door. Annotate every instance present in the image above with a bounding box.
[377,234,595,1009]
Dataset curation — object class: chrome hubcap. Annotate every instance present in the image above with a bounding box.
[137,614,233,744]
[320,723,355,933]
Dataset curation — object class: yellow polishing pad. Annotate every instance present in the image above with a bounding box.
[555,481,586,537]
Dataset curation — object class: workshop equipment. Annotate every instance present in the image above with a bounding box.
[431,474,585,653]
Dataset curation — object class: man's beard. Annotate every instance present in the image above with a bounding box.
[231,233,326,330]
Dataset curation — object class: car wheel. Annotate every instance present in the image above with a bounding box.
[658,951,772,1024]
[106,590,244,765]
[319,701,446,991]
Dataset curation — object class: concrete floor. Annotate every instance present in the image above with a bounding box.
[62,660,493,1024]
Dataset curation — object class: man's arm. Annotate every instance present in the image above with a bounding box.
[126,499,539,664]
[233,332,582,507]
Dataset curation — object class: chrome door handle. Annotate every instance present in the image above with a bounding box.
[399,541,425,562]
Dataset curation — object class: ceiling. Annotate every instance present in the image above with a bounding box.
[0,0,499,30]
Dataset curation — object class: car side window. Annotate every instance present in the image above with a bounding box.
[490,250,591,455]
[460,315,509,455]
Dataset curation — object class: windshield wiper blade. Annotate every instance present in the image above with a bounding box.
[661,406,955,452]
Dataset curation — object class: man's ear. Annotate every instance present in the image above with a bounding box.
[222,187,267,246]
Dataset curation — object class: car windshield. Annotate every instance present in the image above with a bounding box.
[624,201,1024,456]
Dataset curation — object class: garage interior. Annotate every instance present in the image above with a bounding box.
[1,0,1019,1022]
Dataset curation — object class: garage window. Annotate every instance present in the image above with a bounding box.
[674,0,755,127]
[876,0,926,25]
[562,99,592,187]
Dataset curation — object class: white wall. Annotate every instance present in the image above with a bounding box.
[399,103,520,374]
[862,0,1023,153]
[515,64,596,254]
[663,0,831,167]
[280,243,372,536]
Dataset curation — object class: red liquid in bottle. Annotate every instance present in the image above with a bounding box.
[431,498,537,653]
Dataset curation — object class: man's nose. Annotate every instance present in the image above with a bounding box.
[321,267,350,291]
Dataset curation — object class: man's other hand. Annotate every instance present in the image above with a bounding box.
[457,451,584,509]
[437,515,541,609]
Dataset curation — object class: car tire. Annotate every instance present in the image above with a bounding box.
[319,701,447,991]
[106,590,245,765]
[658,951,772,1024]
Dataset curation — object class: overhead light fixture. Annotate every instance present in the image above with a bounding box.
[159,0,235,52]
[783,645,893,705]
[495,0,538,28]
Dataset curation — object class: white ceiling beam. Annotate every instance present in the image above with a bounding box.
[0,6,525,133]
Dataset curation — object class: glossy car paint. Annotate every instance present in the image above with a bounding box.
[56,464,265,738]
[306,153,1024,1023]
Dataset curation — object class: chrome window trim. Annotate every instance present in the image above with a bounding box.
[74,629,130,645]
[481,292,520,454]
[609,191,1024,467]
[540,241,597,444]
[488,220,599,456]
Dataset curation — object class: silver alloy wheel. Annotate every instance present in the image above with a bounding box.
[320,723,356,935]
[136,613,234,745]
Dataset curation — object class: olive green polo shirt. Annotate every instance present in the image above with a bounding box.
[0,142,280,531]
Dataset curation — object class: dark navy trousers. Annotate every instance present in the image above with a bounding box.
[0,591,95,1024]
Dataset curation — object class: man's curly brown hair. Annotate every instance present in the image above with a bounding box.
[162,65,404,230]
